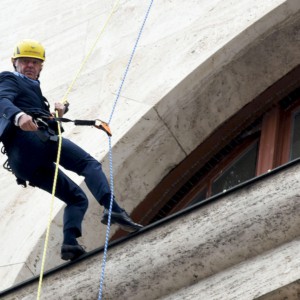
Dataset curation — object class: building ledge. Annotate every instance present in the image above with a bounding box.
[1,158,300,299]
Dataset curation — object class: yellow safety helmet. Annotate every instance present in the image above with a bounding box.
[12,39,45,61]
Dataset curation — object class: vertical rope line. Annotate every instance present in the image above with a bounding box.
[108,0,154,125]
[98,136,114,300]
[35,2,120,298]
[61,0,120,104]
[36,114,62,300]
[98,1,154,299]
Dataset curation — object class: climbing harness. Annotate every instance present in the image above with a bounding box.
[26,109,112,137]
[41,115,112,137]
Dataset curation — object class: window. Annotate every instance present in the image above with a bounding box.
[150,125,261,221]
[149,88,300,222]
[112,67,300,240]
[211,141,258,196]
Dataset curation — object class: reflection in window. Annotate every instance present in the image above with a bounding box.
[211,141,258,195]
[290,110,300,160]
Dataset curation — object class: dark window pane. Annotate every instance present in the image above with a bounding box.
[188,188,207,206]
[211,141,258,195]
[290,110,300,160]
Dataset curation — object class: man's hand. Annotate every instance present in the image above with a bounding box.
[19,114,38,131]
[53,102,66,118]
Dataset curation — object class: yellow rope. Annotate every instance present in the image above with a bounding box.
[61,0,120,105]
[36,1,120,298]
[36,112,62,300]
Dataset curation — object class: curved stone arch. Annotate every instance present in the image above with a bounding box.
[111,2,300,228]
[8,0,300,290]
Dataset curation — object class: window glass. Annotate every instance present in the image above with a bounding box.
[290,110,300,160]
[211,141,258,195]
[188,188,207,206]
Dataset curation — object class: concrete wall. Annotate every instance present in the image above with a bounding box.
[1,0,300,294]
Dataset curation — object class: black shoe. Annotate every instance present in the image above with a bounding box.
[61,244,86,261]
[101,209,143,232]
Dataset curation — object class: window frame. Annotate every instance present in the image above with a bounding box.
[277,97,300,164]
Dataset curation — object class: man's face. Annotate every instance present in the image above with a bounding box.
[14,57,43,80]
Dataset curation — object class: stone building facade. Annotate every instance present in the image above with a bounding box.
[1,0,300,299]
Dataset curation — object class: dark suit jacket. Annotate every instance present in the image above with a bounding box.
[0,71,50,142]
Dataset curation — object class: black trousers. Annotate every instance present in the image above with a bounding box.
[6,129,111,237]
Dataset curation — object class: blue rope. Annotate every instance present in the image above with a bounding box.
[98,1,154,299]
[108,0,154,124]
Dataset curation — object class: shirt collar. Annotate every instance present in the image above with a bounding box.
[13,71,40,86]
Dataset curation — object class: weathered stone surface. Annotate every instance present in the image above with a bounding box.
[256,279,300,300]
[161,240,300,300]
[1,161,300,299]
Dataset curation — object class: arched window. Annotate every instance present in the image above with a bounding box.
[112,66,300,240]
[150,88,300,223]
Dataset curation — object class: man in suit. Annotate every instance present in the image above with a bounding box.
[0,39,143,261]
